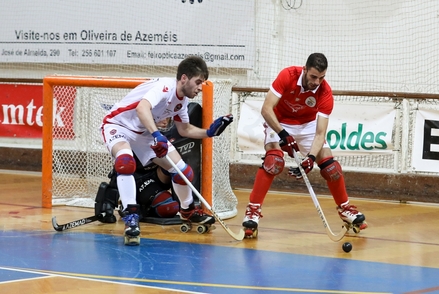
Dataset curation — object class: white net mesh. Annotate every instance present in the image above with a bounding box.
[231,90,439,176]
[1,1,438,94]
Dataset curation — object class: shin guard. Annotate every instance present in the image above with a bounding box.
[318,157,348,205]
[249,167,275,205]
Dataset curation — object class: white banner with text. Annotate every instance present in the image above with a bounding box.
[0,0,254,68]
[237,100,396,156]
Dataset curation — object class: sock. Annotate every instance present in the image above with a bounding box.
[249,168,275,205]
[116,174,137,209]
[326,175,349,206]
[172,182,193,209]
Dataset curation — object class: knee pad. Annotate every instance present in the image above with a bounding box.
[172,164,194,185]
[150,191,180,218]
[262,149,285,175]
[94,182,119,223]
[319,157,343,182]
[114,152,136,175]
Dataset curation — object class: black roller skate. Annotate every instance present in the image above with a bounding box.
[179,202,215,234]
[337,203,367,234]
[122,204,141,245]
[242,203,262,238]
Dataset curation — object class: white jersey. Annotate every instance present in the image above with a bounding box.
[102,77,190,133]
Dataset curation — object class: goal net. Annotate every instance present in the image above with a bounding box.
[42,76,238,219]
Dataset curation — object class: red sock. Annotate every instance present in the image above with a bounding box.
[326,175,349,206]
[249,168,275,205]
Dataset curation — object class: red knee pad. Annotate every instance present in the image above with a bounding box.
[172,164,194,185]
[263,149,285,175]
[319,157,342,182]
[114,154,136,174]
[151,191,180,218]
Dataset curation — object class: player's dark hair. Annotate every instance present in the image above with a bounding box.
[177,56,209,80]
[305,53,328,72]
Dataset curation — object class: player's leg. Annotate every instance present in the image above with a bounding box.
[294,120,367,231]
[242,123,286,236]
[317,149,367,231]
[242,148,285,230]
[135,167,179,219]
[153,150,215,227]
[94,179,119,223]
[102,124,141,242]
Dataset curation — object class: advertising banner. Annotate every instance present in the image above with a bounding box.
[411,108,439,172]
[0,84,43,138]
[0,0,254,68]
[237,100,396,156]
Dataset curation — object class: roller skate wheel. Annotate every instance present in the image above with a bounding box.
[343,222,353,232]
[124,236,140,246]
[352,225,361,234]
[244,228,258,239]
[196,225,208,234]
[359,221,368,230]
[180,223,192,233]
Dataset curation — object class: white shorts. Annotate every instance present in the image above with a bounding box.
[264,120,329,156]
[101,123,175,166]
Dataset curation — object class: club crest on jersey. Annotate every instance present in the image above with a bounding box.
[174,104,182,111]
[110,129,117,135]
[162,86,169,92]
[305,96,316,107]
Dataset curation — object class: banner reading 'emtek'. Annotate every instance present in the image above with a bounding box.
[0,84,75,139]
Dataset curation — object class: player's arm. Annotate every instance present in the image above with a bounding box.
[263,90,299,155]
[136,99,160,134]
[175,114,234,139]
[175,121,209,139]
[137,99,169,158]
[261,90,283,133]
[309,114,329,156]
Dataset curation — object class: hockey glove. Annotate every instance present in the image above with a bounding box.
[151,131,168,158]
[288,154,316,180]
[278,129,299,157]
[206,114,234,137]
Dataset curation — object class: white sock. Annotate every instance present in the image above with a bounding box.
[172,182,193,209]
[117,174,136,209]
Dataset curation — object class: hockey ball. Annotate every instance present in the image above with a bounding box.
[342,242,352,253]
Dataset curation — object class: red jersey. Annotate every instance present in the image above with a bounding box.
[270,66,333,125]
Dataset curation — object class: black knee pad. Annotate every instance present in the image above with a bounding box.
[94,182,119,223]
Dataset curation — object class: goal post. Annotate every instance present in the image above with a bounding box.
[42,76,238,219]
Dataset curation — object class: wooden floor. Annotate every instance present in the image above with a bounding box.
[1,171,439,293]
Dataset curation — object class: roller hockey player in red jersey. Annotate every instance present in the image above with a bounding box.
[100,56,233,245]
[242,53,367,238]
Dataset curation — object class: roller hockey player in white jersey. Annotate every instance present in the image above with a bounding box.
[100,56,233,245]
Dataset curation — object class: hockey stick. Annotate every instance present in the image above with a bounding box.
[52,214,103,232]
[292,150,347,242]
[165,155,245,241]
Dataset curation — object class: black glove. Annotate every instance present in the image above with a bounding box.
[278,129,299,157]
[288,154,316,179]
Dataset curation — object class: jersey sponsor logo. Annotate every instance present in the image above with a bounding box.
[64,219,86,229]
[162,86,169,92]
[110,129,117,135]
[174,103,182,112]
[284,100,305,112]
[177,141,195,155]
[139,179,155,193]
[108,133,126,143]
[305,96,316,107]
